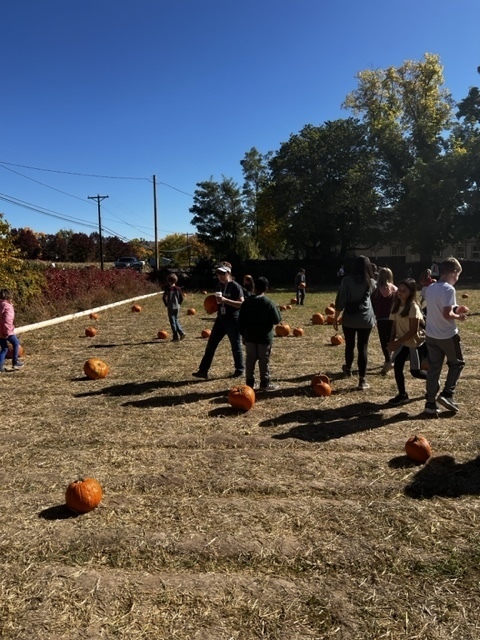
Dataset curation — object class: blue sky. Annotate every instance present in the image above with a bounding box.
[2,0,479,242]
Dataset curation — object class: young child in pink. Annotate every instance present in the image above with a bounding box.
[0,289,24,372]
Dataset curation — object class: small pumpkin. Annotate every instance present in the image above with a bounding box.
[89,312,99,320]
[131,304,142,313]
[279,305,287,311]
[85,326,97,337]
[326,315,337,325]
[201,290,208,295]
[65,477,103,514]
[203,294,218,315]
[6,344,25,360]
[298,282,306,289]
[83,358,109,380]
[331,333,344,345]
[405,435,431,464]
[286,304,292,310]
[312,381,332,397]
[311,373,330,388]
[228,385,256,411]
[187,308,196,316]
[312,313,324,325]
[325,306,335,316]
[292,327,304,337]
[290,298,298,305]
[462,293,469,299]
[201,329,211,339]
[275,323,291,337]
[157,330,168,340]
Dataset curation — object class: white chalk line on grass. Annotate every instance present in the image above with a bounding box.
[16,292,161,335]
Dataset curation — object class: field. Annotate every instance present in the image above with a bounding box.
[1,288,480,639]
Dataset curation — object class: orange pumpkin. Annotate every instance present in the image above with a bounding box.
[290,298,298,305]
[275,323,291,337]
[187,308,196,316]
[325,306,335,316]
[311,373,330,388]
[201,329,211,339]
[462,293,469,299]
[279,305,287,311]
[405,435,431,464]
[292,327,304,337]
[201,290,208,295]
[203,294,218,315]
[157,330,168,340]
[298,282,306,289]
[85,326,97,337]
[312,381,332,397]
[312,313,324,325]
[286,304,292,310]
[6,344,25,360]
[89,312,99,320]
[228,385,256,411]
[65,477,103,514]
[83,358,109,380]
[132,304,142,313]
[331,334,344,345]
[326,315,337,325]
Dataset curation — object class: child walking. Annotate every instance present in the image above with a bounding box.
[238,276,282,391]
[162,274,185,341]
[386,279,427,405]
[0,289,24,372]
[421,257,468,414]
[371,267,397,375]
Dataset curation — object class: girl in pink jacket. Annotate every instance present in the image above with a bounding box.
[0,289,24,372]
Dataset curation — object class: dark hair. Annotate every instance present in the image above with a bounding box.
[391,278,417,317]
[167,273,178,284]
[0,289,12,301]
[351,256,374,290]
[243,274,254,292]
[254,276,269,293]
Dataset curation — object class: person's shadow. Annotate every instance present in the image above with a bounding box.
[404,455,480,498]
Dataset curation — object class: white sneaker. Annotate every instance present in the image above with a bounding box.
[358,380,370,390]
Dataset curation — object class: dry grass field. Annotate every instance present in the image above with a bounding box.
[1,287,480,639]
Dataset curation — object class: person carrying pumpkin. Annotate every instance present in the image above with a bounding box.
[162,273,185,341]
[192,262,244,379]
[0,288,24,372]
[294,268,306,306]
[238,276,282,391]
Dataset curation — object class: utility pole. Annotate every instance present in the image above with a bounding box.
[88,194,109,270]
[153,175,159,274]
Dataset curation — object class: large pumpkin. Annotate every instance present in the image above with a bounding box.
[312,313,324,325]
[6,344,25,360]
[228,385,256,411]
[292,327,304,337]
[132,304,142,313]
[85,326,97,337]
[312,381,332,397]
[65,477,103,514]
[203,294,218,315]
[405,435,431,464]
[326,315,337,325]
[157,330,168,340]
[311,373,330,388]
[83,358,109,380]
[331,333,344,345]
[201,329,211,339]
[275,323,291,337]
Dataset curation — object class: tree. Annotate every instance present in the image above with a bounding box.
[240,147,273,238]
[269,119,379,258]
[190,177,253,260]
[343,53,456,263]
[158,233,210,267]
[68,232,96,262]
[11,227,42,259]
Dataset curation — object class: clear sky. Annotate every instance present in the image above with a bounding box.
[2,0,479,242]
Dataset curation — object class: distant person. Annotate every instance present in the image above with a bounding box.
[238,276,282,391]
[430,261,440,279]
[242,274,255,298]
[337,265,345,279]
[0,289,24,372]
[371,267,397,375]
[387,278,427,405]
[334,256,376,390]
[422,257,468,415]
[162,273,185,341]
[192,262,244,379]
[294,268,306,306]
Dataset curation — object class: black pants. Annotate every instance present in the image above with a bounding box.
[376,318,393,362]
[342,326,372,378]
[393,345,427,395]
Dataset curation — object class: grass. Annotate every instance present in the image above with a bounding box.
[2,287,480,639]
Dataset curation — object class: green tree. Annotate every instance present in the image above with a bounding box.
[158,233,210,268]
[240,147,273,241]
[269,119,379,258]
[190,177,253,260]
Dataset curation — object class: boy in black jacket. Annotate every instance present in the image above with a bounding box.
[238,276,282,391]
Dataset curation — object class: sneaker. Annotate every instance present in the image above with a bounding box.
[192,370,208,379]
[437,393,459,413]
[357,380,370,390]
[232,370,244,378]
[260,384,279,392]
[342,364,352,378]
[180,334,186,340]
[12,360,24,369]
[424,401,440,415]
[388,393,409,406]
[381,361,394,376]
[171,337,179,342]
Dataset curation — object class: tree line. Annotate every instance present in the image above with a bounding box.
[190,54,480,265]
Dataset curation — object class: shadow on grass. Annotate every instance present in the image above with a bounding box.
[404,455,480,498]
[122,389,227,408]
[90,341,160,348]
[262,402,410,442]
[39,504,78,520]
[74,377,216,397]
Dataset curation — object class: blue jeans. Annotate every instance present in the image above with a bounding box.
[0,334,21,368]
[167,310,184,339]
[198,317,244,374]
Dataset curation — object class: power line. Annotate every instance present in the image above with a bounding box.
[0,161,148,181]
